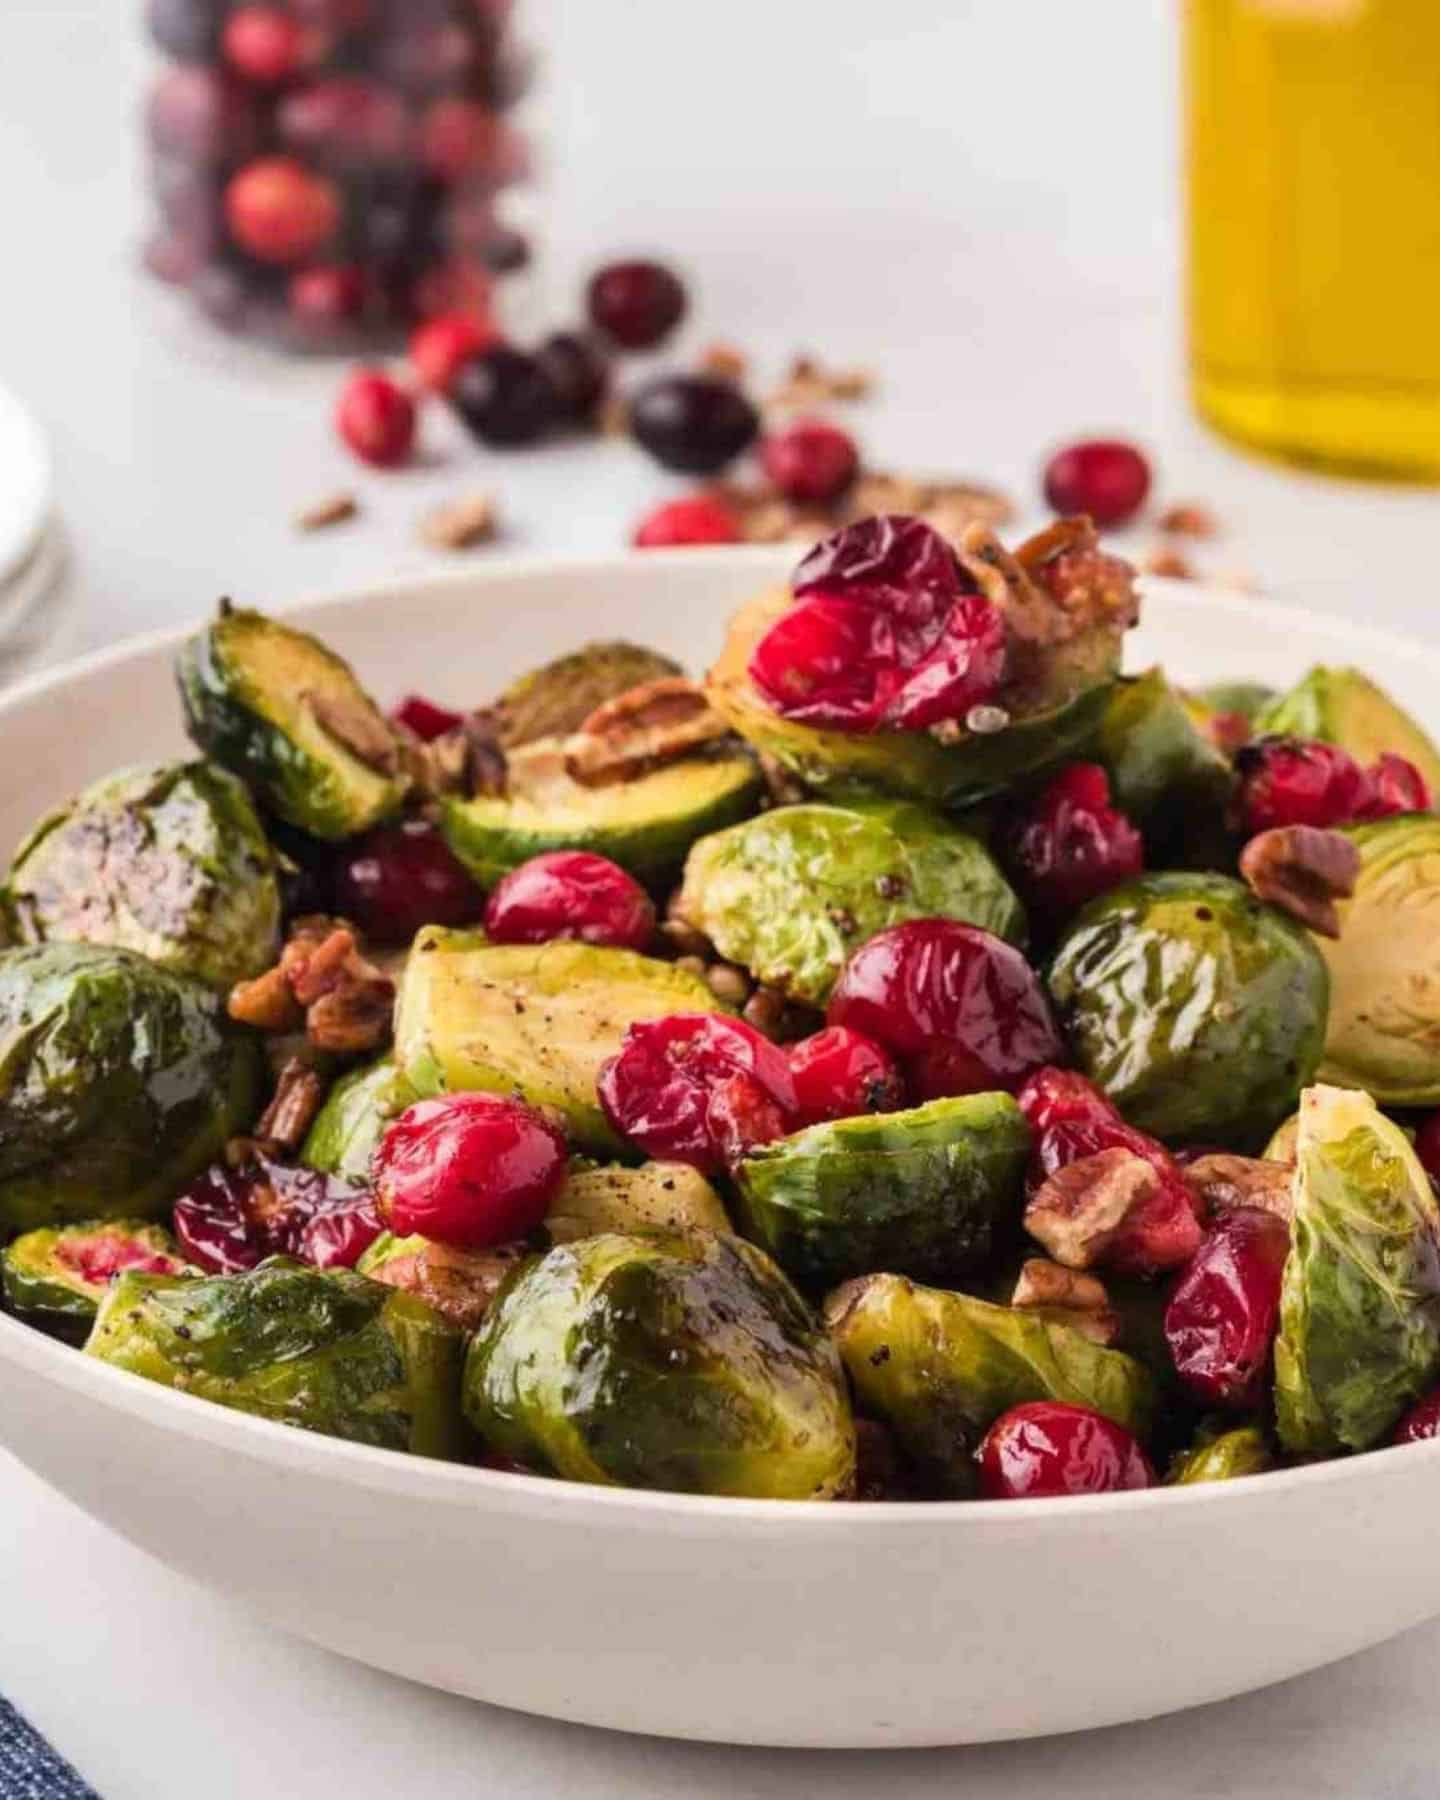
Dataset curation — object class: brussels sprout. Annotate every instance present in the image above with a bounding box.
[465,1230,855,1498]
[1047,873,1329,1149]
[675,800,1024,1008]
[826,1273,1155,1495]
[358,1232,526,1333]
[1,1220,187,1343]
[545,1161,731,1244]
[0,944,261,1234]
[707,590,1117,809]
[394,928,721,1156]
[1274,1084,1440,1456]
[1095,669,1232,829]
[1256,665,1440,791]
[6,760,282,992]
[1196,681,1276,727]
[491,641,683,747]
[734,1094,1029,1289]
[1168,1422,1273,1484]
[441,736,761,889]
[177,605,408,841]
[300,1056,416,1180]
[86,1260,466,1457]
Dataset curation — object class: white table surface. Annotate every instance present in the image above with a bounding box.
[4,3,1440,1793]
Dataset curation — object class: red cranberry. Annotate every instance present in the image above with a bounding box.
[417,97,500,184]
[375,1094,567,1249]
[223,6,311,84]
[410,312,502,394]
[1364,752,1432,818]
[827,921,1063,1101]
[1392,1388,1440,1444]
[392,694,462,741]
[147,66,256,162]
[632,495,743,549]
[54,1232,185,1286]
[598,1014,798,1173]
[336,368,416,467]
[629,376,760,476]
[1164,1207,1289,1410]
[277,77,411,169]
[587,259,688,350]
[788,1027,907,1125]
[335,818,484,944]
[225,156,341,265]
[407,260,496,326]
[449,346,558,447]
[1234,736,1375,833]
[288,263,366,332]
[535,332,610,427]
[173,1160,383,1274]
[706,1073,796,1170]
[977,1402,1155,1499]
[761,420,860,505]
[483,852,656,950]
[1004,762,1144,923]
[1042,439,1152,528]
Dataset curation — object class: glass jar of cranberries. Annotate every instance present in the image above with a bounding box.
[143,0,536,352]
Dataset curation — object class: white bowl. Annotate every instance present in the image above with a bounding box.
[3,550,1440,1750]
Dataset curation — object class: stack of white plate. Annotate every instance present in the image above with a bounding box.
[0,383,64,680]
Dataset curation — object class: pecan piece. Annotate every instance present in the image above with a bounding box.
[228,964,303,1033]
[410,708,508,800]
[1183,1153,1294,1222]
[254,1056,328,1153]
[565,677,734,787]
[1024,1146,1165,1270]
[1239,825,1360,938]
[307,979,395,1054]
[1011,1257,1121,1346]
[303,690,401,776]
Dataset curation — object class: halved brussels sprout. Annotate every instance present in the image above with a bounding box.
[1047,873,1329,1149]
[300,1056,416,1180]
[394,928,721,1156]
[0,944,261,1234]
[491,641,683,747]
[734,1093,1029,1289]
[441,736,761,889]
[86,1260,466,1457]
[1257,665,1440,790]
[1275,1084,1440,1455]
[1168,1422,1273,1484]
[2,1220,186,1343]
[545,1160,730,1243]
[675,799,1024,1008]
[177,605,408,841]
[465,1230,855,1498]
[826,1273,1155,1495]
[6,760,281,992]
[358,1232,526,1333]
[1095,669,1232,828]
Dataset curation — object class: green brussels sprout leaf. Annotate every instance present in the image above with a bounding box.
[301,1056,416,1181]
[1167,1421,1273,1485]
[1257,666,1440,792]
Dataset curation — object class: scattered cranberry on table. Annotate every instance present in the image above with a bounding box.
[289,263,366,334]
[535,331,611,427]
[409,312,502,394]
[1163,1207,1290,1410]
[391,694,462,741]
[174,1160,383,1274]
[632,494,743,549]
[586,259,688,351]
[1004,762,1144,923]
[977,1402,1155,1499]
[482,851,657,950]
[224,155,342,265]
[336,368,417,466]
[788,1027,907,1125]
[449,345,559,447]
[761,420,860,505]
[1392,1388,1440,1445]
[1041,439,1152,529]
[628,375,761,476]
[334,818,484,945]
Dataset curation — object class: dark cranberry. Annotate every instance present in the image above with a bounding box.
[479,225,532,274]
[1004,762,1144,923]
[417,97,501,184]
[827,921,1063,1100]
[1042,439,1152,528]
[375,1094,567,1249]
[392,694,462,741]
[1164,1207,1289,1409]
[598,1014,798,1173]
[483,851,656,951]
[977,1402,1155,1499]
[289,263,366,333]
[1364,752,1432,818]
[335,818,483,943]
[410,312,502,394]
[147,0,223,62]
[450,346,558,447]
[629,375,759,476]
[1234,736,1375,833]
[147,66,257,162]
[374,21,474,93]
[336,368,417,467]
[793,513,966,614]
[1392,1388,1440,1444]
[223,6,311,84]
[788,1026,907,1125]
[225,156,341,265]
[632,494,742,549]
[587,259,688,350]
[173,1159,382,1274]
[535,331,610,427]
[277,77,412,169]
[761,420,860,505]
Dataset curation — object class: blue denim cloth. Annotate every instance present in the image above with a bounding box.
[0,1699,99,1799]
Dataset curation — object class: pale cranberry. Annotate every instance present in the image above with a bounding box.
[417,97,500,183]
[277,76,411,168]
[335,818,484,944]
[1364,752,1432,818]
[483,852,656,950]
[1004,762,1143,923]
[223,6,311,84]
[392,694,462,741]
[761,420,860,505]
[1392,1389,1440,1444]
[977,1402,1154,1499]
[1234,736,1374,833]
[225,156,341,265]
[147,66,257,161]
[410,312,502,393]
[1042,439,1151,528]
[336,368,416,467]
[788,1027,907,1125]
[632,495,742,549]
[587,259,687,350]
[289,263,366,331]
[1164,1207,1289,1409]
[375,1094,567,1249]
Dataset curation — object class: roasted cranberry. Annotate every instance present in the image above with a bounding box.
[410,312,501,393]
[417,97,500,183]
[277,76,412,168]
[336,368,417,467]
[828,921,1063,1100]
[289,263,366,333]
[392,694,462,741]
[375,1093,567,1249]
[173,1160,382,1274]
[977,1402,1155,1499]
[1042,439,1151,528]
[761,420,860,505]
[450,346,558,447]
[587,259,688,350]
[598,1014,798,1173]
[706,1073,796,1169]
[223,6,310,84]
[1234,736,1375,833]
[789,1027,907,1125]
[535,332,610,427]
[55,1232,185,1286]
[148,65,256,161]
[1004,762,1144,923]
[483,851,656,951]
[1392,1388,1440,1444]
[1364,752,1432,818]
[629,376,760,476]
[147,0,222,62]
[1164,1206,1289,1409]
[225,156,341,265]
[335,818,484,944]
[632,495,742,549]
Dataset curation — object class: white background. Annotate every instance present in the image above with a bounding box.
[3,2,1440,1794]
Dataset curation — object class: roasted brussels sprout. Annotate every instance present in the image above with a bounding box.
[0,944,261,1233]
[86,1260,466,1456]
[1094,669,1232,836]
[358,1232,526,1333]
[675,800,1024,1007]
[394,928,721,1156]
[300,1056,416,1181]
[1047,873,1329,1149]
[1275,1084,1440,1455]
[544,1160,731,1243]
[1168,1422,1273,1484]
[177,605,408,841]
[826,1273,1155,1495]
[6,760,281,992]
[490,641,683,747]
[1,1220,187,1343]
[1257,665,1440,790]
[465,1230,855,1497]
[734,1093,1029,1289]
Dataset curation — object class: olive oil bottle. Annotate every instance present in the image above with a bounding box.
[1187,0,1440,479]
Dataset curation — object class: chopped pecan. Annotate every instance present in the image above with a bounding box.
[306,979,395,1054]
[1239,825,1360,938]
[410,708,508,799]
[565,678,734,787]
[1141,544,1195,581]
[231,915,394,1057]
[228,964,303,1033]
[764,353,874,411]
[1011,1258,1121,1346]
[1183,1153,1294,1222]
[1157,502,1219,539]
[697,341,749,382]
[1024,1147,1165,1270]
[303,690,402,777]
[420,491,496,551]
[254,1056,328,1153]
[295,491,358,532]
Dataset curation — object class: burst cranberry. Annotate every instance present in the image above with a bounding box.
[706,1073,796,1169]
[1042,439,1151,528]
[392,694,462,741]
[587,259,688,350]
[788,1027,907,1125]
[598,1014,798,1173]
[483,852,656,950]
[225,156,341,265]
[277,76,411,168]
[375,1093,567,1249]
[1364,752,1432,818]
[1234,736,1374,833]
[450,346,558,446]
[334,818,484,944]
[536,332,610,427]
[173,1160,382,1274]
[1392,1388,1440,1444]
[55,1233,185,1285]
[629,376,760,476]
[336,368,416,467]
[1005,762,1143,923]
[148,66,257,161]
[761,420,860,505]
[1164,1206,1289,1409]
[417,97,500,183]
[410,312,502,394]
[632,495,742,549]
[289,263,366,331]
[977,1402,1155,1499]
[223,6,310,84]
[827,921,1062,1101]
